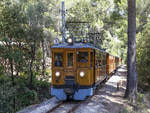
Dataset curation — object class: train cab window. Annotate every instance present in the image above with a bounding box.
[54,53,63,67]
[67,53,73,67]
[78,52,88,63]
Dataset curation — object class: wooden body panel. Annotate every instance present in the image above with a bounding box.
[51,48,94,86]
[52,68,65,85]
[51,47,120,87]
[95,50,107,83]
[64,49,77,77]
[77,68,94,85]
[106,54,115,74]
[51,48,65,85]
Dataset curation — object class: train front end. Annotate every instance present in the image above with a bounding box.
[50,40,95,100]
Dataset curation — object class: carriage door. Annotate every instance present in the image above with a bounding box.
[64,50,76,86]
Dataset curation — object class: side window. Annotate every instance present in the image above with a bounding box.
[78,52,88,63]
[67,53,73,67]
[54,53,63,67]
[103,55,106,65]
[90,52,93,67]
[96,51,99,66]
[100,53,103,66]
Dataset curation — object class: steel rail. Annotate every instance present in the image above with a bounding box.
[46,101,64,113]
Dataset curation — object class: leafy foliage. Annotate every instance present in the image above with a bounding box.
[137,23,150,90]
[0,0,150,112]
[0,74,50,113]
[0,0,53,112]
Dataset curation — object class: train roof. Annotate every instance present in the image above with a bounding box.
[51,42,120,58]
[51,42,106,52]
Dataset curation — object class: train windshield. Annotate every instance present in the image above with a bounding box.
[78,52,88,63]
[54,53,63,67]
[67,53,73,67]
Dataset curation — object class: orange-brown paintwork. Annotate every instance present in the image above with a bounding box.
[51,48,94,86]
[51,48,120,86]
[106,54,118,74]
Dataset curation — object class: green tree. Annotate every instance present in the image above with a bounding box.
[0,0,55,112]
[0,1,27,111]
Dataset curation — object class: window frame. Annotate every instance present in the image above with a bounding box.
[54,52,63,67]
[77,51,89,63]
[66,52,74,67]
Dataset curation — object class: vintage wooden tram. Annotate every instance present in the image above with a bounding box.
[50,38,121,100]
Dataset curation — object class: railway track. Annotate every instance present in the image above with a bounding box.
[47,101,64,113]
[46,93,100,113]
[47,83,106,113]
[46,101,79,113]
[46,72,115,113]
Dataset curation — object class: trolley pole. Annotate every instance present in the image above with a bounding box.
[62,1,66,42]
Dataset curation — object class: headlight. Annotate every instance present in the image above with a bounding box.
[67,38,73,43]
[55,72,60,77]
[80,71,85,77]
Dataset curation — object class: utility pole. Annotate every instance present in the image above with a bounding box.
[62,1,66,42]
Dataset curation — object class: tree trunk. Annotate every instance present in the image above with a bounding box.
[42,39,46,76]
[124,0,137,104]
[29,56,33,87]
[45,39,51,57]
[10,60,16,112]
[29,43,36,88]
